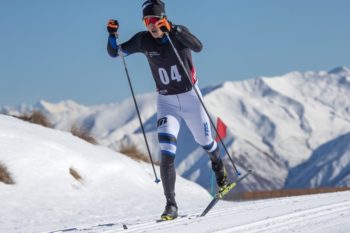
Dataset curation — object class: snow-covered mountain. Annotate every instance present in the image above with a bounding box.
[2,66,350,192]
[285,132,350,188]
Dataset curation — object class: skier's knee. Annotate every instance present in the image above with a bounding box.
[159,132,177,158]
[202,140,217,153]
[202,141,221,162]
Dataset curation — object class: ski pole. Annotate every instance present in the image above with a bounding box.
[116,36,161,184]
[164,32,241,176]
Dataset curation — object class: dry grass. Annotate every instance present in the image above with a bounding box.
[69,167,83,183]
[15,111,52,128]
[70,126,98,145]
[0,162,15,185]
[119,144,159,165]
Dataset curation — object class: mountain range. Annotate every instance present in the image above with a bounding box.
[2,66,350,192]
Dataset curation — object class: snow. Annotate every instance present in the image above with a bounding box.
[0,115,210,233]
[285,132,350,188]
[1,67,350,193]
[1,114,350,233]
[118,192,350,233]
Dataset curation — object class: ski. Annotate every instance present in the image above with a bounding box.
[123,170,252,228]
[156,214,188,222]
[200,170,252,217]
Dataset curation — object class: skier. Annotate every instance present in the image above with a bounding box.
[107,0,228,220]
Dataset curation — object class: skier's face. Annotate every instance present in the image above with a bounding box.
[144,16,164,38]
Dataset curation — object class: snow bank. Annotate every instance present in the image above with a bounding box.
[0,115,211,233]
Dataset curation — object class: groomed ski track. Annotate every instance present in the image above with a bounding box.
[48,190,350,233]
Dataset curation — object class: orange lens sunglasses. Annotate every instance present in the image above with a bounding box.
[144,17,161,26]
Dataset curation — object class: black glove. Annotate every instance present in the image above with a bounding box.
[107,19,119,35]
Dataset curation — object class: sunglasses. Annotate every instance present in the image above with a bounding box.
[144,16,161,26]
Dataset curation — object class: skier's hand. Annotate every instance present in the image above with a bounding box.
[156,18,171,32]
[107,19,119,35]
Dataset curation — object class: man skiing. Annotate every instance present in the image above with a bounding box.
[107,0,228,220]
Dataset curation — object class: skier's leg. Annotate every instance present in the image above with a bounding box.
[160,153,178,219]
[180,86,227,188]
[204,142,228,188]
[158,115,180,219]
[157,95,181,219]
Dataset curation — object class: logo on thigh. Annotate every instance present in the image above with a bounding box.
[203,122,209,137]
[157,117,168,128]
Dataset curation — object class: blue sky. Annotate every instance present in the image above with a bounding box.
[1,0,350,106]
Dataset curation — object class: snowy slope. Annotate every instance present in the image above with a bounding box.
[105,191,350,233]
[1,67,350,192]
[43,191,350,233]
[1,115,349,233]
[0,115,211,233]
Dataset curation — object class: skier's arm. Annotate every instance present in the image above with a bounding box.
[106,19,144,57]
[172,25,203,53]
[107,32,145,57]
[107,34,120,57]
[106,19,121,57]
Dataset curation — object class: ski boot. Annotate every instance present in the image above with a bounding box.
[211,159,228,192]
[161,202,178,221]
